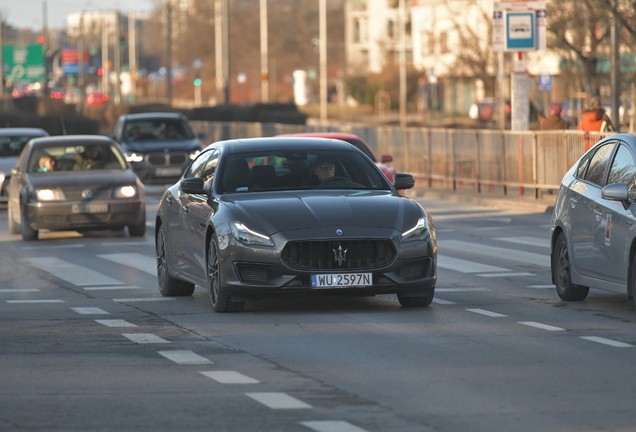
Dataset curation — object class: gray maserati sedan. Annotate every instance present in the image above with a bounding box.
[156,137,437,312]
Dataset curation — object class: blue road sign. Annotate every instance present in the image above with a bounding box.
[538,74,552,91]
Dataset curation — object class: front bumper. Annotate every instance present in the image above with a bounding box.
[25,199,146,231]
[216,226,437,299]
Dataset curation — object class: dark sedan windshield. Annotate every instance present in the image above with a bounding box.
[28,144,127,173]
[0,136,39,157]
[218,149,391,194]
[123,119,195,142]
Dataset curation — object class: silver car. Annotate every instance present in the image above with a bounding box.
[551,133,636,308]
[0,128,49,203]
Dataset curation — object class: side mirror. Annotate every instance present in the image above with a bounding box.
[381,154,393,163]
[393,173,415,190]
[180,177,206,195]
[601,182,629,208]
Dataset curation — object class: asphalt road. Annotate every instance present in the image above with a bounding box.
[1,192,636,432]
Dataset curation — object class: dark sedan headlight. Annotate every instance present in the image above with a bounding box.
[36,188,64,201]
[231,222,274,246]
[114,185,137,198]
[400,217,428,242]
[124,152,144,163]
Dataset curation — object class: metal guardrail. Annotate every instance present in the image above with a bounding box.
[190,120,616,198]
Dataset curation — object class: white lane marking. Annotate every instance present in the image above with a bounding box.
[71,307,110,315]
[441,240,549,267]
[301,420,370,432]
[436,288,489,292]
[97,253,157,276]
[437,255,510,274]
[519,321,565,332]
[122,333,170,344]
[7,299,64,304]
[21,257,125,286]
[0,289,41,293]
[21,244,85,250]
[113,297,175,303]
[201,371,260,384]
[100,241,153,247]
[158,350,213,365]
[95,319,137,327]
[580,336,634,348]
[432,298,456,305]
[433,213,513,221]
[84,285,143,291]
[246,392,311,409]
[467,308,507,318]
[494,237,550,248]
[527,285,554,289]
[477,272,535,278]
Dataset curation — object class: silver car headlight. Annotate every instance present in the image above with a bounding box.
[36,188,64,201]
[231,222,274,246]
[114,185,137,198]
[124,152,144,163]
[401,217,427,242]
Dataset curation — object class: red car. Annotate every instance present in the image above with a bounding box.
[85,92,109,106]
[277,132,396,181]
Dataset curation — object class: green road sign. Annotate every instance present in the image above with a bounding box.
[2,44,45,83]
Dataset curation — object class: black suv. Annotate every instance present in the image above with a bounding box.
[112,112,203,184]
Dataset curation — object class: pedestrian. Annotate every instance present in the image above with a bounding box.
[537,102,568,130]
[578,97,614,151]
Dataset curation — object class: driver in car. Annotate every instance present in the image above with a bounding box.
[74,145,105,170]
[312,156,337,184]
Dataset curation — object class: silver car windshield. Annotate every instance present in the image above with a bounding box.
[219,149,391,194]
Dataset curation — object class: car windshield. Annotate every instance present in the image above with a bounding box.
[28,143,128,173]
[218,149,391,194]
[123,119,194,142]
[0,135,39,157]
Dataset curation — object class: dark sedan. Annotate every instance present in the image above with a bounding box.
[7,135,146,241]
[156,137,437,312]
[0,127,49,203]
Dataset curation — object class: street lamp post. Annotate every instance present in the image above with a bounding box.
[260,0,268,103]
[319,0,327,122]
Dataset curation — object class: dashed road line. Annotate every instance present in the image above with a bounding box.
[97,253,156,276]
[84,285,143,291]
[519,321,565,332]
[527,285,554,289]
[113,297,175,303]
[580,336,634,348]
[494,237,550,248]
[0,289,41,293]
[436,288,490,292]
[7,299,64,304]
[467,308,507,318]
[122,333,170,344]
[201,371,260,384]
[21,244,85,250]
[246,392,311,409]
[432,298,455,305]
[71,307,110,315]
[158,350,213,365]
[477,272,535,278]
[95,319,137,327]
[301,420,370,432]
[21,257,125,286]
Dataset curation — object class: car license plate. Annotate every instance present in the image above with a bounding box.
[71,203,109,214]
[311,273,372,288]
[156,167,183,177]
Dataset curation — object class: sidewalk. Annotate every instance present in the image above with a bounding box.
[405,185,557,214]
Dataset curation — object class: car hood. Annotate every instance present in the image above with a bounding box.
[121,138,202,154]
[0,157,19,174]
[28,169,140,189]
[220,190,421,236]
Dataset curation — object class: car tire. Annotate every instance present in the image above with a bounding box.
[8,200,20,235]
[208,235,244,313]
[553,232,589,301]
[20,205,38,241]
[156,224,194,296]
[397,288,434,307]
[128,223,146,237]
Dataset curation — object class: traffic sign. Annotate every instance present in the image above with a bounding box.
[538,74,552,91]
[1,45,45,83]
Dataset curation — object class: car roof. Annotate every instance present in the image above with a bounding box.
[277,132,363,141]
[120,112,186,121]
[215,137,363,153]
[28,135,116,147]
[0,128,49,137]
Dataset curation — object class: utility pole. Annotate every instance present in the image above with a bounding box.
[78,13,85,113]
[215,0,223,104]
[319,0,327,122]
[166,1,173,105]
[129,10,137,100]
[42,1,48,93]
[0,13,5,111]
[114,12,122,104]
[101,17,109,95]
[610,0,620,131]
[223,0,230,105]
[398,0,406,128]
[259,0,268,103]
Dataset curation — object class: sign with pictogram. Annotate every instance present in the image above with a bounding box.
[1,44,45,83]
[493,1,546,52]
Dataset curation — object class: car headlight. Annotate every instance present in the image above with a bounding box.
[401,217,427,242]
[189,150,201,160]
[36,188,64,201]
[124,152,144,163]
[115,185,137,198]
[231,222,274,246]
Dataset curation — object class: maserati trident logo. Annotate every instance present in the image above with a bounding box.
[333,244,348,266]
[81,189,93,199]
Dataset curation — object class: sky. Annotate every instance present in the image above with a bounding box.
[0,0,159,31]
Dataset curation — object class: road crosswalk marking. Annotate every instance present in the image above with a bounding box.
[477,272,535,278]
[467,308,507,318]
[95,319,137,327]
[301,421,370,432]
[158,350,213,365]
[519,321,565,332]
[84,285,143,291]
[97,253,157,276]
[21,257,125,287]
[0,289,40,293]
[580,336,633,348]
[494,237,550,248]
[201,371,260,384]
[122,333,170,344]
[437,255,510,274]
[7,299,64,304]
[246,392,311,409]
[71,307,109,315]
[440,240,549,267]
[113,297,175,303]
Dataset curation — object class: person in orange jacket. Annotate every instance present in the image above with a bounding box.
[578,97,614,151]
